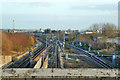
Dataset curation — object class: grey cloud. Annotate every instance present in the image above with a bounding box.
[6,2,51,8]
[26,2,51,7]
[70,3,117,11]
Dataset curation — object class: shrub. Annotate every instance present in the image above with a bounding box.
[2,32,35,55]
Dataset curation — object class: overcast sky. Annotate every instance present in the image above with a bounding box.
[1,0,119,30]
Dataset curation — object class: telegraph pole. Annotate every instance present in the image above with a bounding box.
[13,20,15,32]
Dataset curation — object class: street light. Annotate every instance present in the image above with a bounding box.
[88,43,91,52]
[96,37,99,55]
[29,48,33,68]
[112,43,116,66]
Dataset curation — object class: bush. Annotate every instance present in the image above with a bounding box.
[2,32,35,55]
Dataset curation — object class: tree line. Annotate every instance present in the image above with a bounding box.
[89,23,118,38]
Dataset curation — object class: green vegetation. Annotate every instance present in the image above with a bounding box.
[81,44,89,49]
[116,48,120,52]
[91,50,104,55]
[70,42,106,55]
[69,49,74,53]
[69,43,72,45]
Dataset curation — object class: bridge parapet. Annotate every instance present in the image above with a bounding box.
[0,68,119,78]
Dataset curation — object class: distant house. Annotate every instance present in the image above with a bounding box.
[94,37,102,41]
[65,29,72,34]
[80,32,85,34]
[38,29,44,33]
[73,30,80,33]
[7,29,27,33]
[85,31,93,34]
[96,30,102,34]
[96,37,105,43]
[83,30,94,34]
[106,37,120,44]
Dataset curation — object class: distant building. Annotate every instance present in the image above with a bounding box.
[80,32,85,34]
[73,30,80,33]
[106,37,120,44]
[38,29,44,33]
[65,29,72,34]
[85,31,93,34]
[83,29,102,34]
[12,30,27,33]
[96,30,102,34]
[2,29,27,33]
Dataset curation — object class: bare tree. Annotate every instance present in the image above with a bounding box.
[102,23,117,38]
[90,24,100,32]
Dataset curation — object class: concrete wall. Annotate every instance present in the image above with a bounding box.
[42,55,48,68]
[0,56,12,67]
[34,57,42,68]
[0,68,119,78]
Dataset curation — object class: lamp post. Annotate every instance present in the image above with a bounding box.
[96,37,99,55]
[29,48,32,68]
[88,43,91,52]
[112,43,116,66]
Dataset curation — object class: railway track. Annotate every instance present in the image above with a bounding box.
[66,44,113,69]
[18,44,46,68]
[18,58,30,68]
[4,43,46,68]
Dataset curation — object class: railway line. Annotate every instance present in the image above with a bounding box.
[2,38,114,69]
[2,43,46,68]
[66,44,113,69]
[15,43,45,68]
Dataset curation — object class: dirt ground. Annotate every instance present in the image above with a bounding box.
[63,58,96,68]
